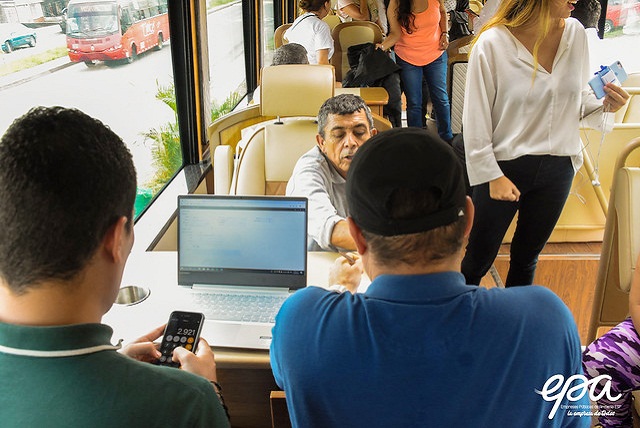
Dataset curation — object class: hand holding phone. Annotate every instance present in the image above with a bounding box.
[156,311,204,367]
[589,61,628,99]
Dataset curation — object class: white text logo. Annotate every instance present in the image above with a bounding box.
[536,374,622,419]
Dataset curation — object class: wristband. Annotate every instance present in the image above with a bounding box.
[210,381,231,420]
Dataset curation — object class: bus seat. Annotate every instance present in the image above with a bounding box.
[624,72,640,87]
[615,166,640,292]
[323,14,341,32]
[213,144,234,195]
[260,64,335,117]
[614,87,640,124]
[274,23,291,48]
[446,35,473,134]
[587,137,640,342]
[214,64,335,195]
[331,21,383,82]
[231,122,319,195]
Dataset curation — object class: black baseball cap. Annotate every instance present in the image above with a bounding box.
[346,128,466,236]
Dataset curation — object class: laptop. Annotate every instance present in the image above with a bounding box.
[177,195,308,349]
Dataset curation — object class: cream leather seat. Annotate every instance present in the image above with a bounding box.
[213,64,335,195]
[331,21,383,82]
[323,13,341,32]
[587,137,640,342]
[274,23,291,49]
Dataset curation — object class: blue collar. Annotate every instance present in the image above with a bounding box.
[364,272,477,303]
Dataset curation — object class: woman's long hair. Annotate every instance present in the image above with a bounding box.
[396,0,417,34]
[472,0,552,79]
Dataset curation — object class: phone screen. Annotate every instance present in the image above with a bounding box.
[157,311,204,367]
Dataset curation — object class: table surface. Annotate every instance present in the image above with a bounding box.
[104,251,369,368]
[335,86,389,105]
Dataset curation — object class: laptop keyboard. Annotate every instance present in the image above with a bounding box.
[190,292,289,323]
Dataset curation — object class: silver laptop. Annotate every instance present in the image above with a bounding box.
[177,195,307,349]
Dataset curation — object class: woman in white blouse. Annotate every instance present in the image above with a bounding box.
[461,0,629,286]
[284,0,335,65]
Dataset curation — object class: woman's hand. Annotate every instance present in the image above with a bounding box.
[489,176,520,202]
[603,83,630,113]
[439,32,449,50]
[120,324,164,363]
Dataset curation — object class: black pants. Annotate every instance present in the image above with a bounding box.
[461,155,575,286]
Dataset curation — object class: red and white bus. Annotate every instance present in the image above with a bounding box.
[65,0,169,66]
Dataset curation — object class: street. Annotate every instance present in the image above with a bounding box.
[1,44,175,184]
[0,1,246,186]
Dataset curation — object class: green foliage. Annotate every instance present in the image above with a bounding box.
[142,81,240,198]
[0,46,68,77]
[211,91,241,122]
[141,81,181,193]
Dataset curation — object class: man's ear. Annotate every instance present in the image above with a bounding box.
[370,128,378,137]
[463,196,474,238]
[316,133,326,152]
[102,216,131,264]
[347,217,368,255]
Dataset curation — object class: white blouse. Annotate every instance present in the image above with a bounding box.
[284,13,335,64]
[463,18,607,186]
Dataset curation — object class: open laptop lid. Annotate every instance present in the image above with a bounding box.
[177,195,307,290]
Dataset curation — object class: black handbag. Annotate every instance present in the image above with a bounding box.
[449,10,471,42]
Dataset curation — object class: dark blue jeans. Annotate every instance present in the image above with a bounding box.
[461,155,575,287]
[396,51,453,142]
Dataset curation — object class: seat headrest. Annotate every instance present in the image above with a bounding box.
[260,65,335,117]
[615,167,640,292]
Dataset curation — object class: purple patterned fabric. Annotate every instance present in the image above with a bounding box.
[583,317,640,427]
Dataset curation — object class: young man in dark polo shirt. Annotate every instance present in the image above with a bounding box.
[0,107,229,427]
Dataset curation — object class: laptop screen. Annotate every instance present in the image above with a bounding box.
[177,195,307,289]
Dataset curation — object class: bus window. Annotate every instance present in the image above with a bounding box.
[262,0,276,67]
[120,7,133,33]
[1,1,180,218]
[598,0,640,74]
[207,0,246,117]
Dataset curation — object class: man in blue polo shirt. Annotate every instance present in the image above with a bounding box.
[271,128,590,427]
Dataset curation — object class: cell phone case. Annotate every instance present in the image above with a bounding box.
[610,61,628,84]
[589,61,628,99]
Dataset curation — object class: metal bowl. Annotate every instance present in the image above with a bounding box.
[115,285,150,306]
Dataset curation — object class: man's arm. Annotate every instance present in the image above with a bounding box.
[287,153,352,251]
[331,219,356,251]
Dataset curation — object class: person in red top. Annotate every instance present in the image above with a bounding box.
[377,0,453,142]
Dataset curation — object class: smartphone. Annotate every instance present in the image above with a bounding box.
[588,61,628,99]
[156,311,204,367]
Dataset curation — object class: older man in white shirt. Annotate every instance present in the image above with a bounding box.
[286,94,377,252]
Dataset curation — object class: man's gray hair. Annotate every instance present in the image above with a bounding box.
[317,94,374,137]
[272,43,309,66]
